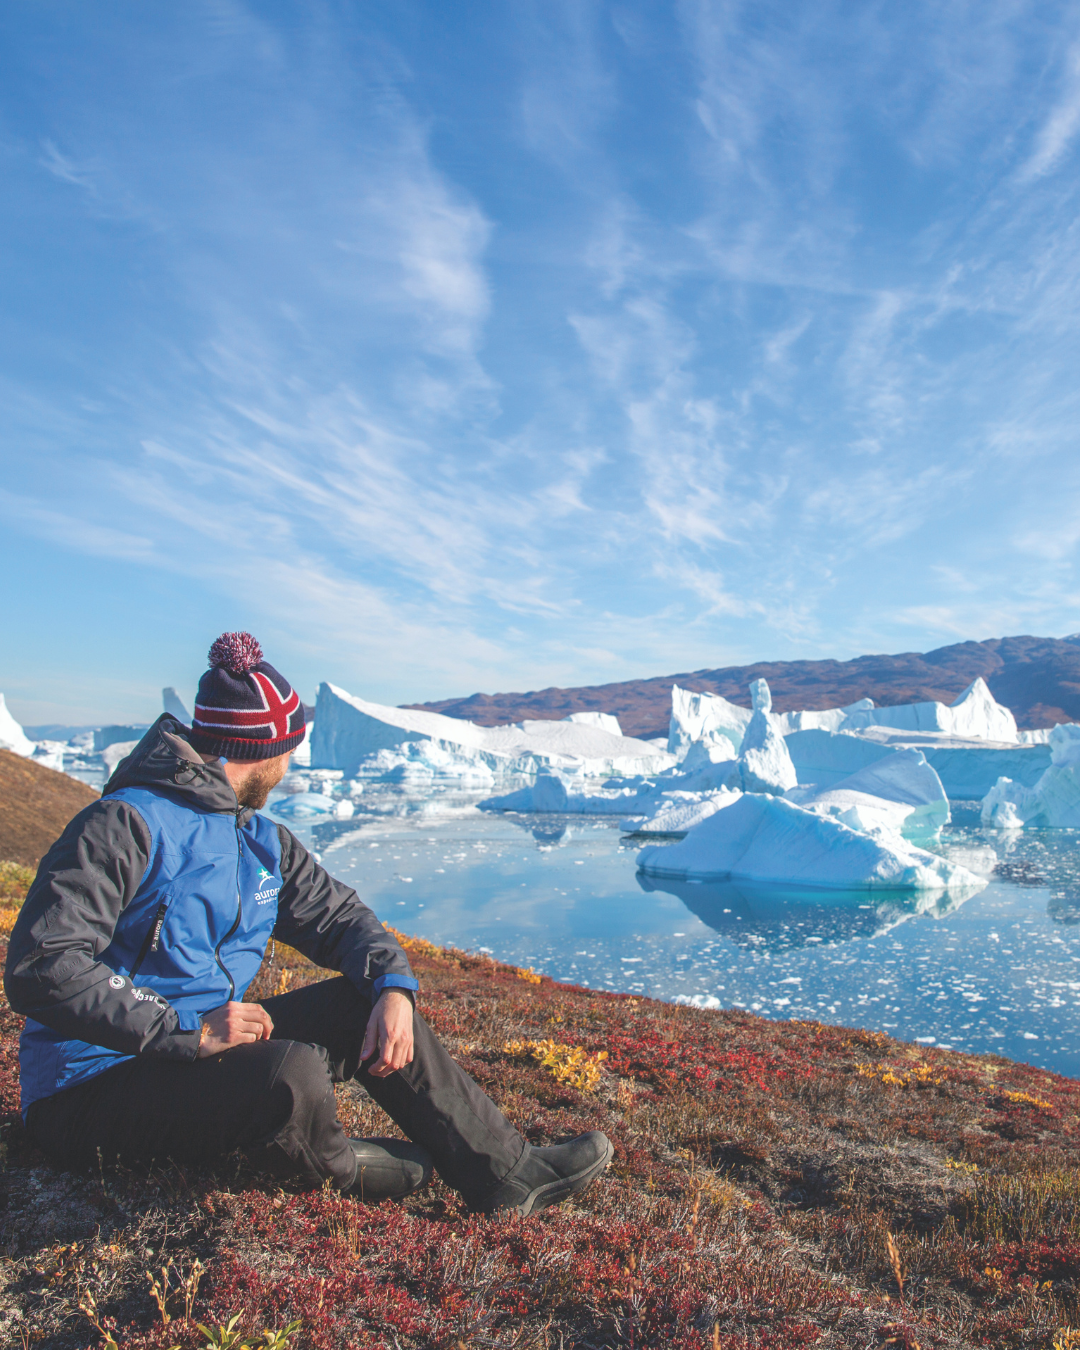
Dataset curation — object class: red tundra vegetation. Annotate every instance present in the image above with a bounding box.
[1,868,1079,1348]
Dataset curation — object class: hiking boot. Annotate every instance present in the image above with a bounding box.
[345,1136,433,1202]
[470,1131,613,1217]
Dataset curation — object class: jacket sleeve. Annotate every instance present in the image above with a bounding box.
[274,825,418,1001]
[3,799,202,1060]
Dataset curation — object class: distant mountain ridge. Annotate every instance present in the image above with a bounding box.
[404,634,1080,739]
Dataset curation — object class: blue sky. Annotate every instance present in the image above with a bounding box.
[2,2,1080,725]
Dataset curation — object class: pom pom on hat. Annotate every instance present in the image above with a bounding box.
[208,631,263,674]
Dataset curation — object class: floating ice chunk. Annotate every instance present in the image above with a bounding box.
[274,791,339,819]
[563,711,623,736]
[637,793,983,892]
[668,685,752,757]
[313,683,672,778]
[734,709,797,795]
[1018,728,1054,745]
[162,687,191,723]
[981,723,1080,827]
[0,694,35,757]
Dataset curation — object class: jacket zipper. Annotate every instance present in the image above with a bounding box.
[213,815,244,1001]
[128,901,168,984]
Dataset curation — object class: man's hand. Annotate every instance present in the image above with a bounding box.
[360,989,414,1077]
[198,1001,274,1057]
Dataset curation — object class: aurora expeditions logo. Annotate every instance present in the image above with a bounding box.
[254,865,280,906]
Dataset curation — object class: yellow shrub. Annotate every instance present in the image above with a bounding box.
[504,1038,608,1091]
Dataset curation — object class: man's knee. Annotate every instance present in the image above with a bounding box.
[264,1040,336,1119]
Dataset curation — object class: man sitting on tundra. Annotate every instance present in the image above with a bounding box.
[5,632,612,1213]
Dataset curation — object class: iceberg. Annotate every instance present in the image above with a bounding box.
[732,707,797,794]
[0,694,35,757]
[311,682,674,779]
[841,677,1018,743]
[667,685,752,757]
[31,741,66,772]
[162,687,191,722]
[636,792,983,892]
[981,723,1080,828]
[102,740,139,774]
[785,726,1050,799]
[790,748,949,840]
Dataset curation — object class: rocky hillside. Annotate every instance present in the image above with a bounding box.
[407,634,1080,740]
[0,749,98,868]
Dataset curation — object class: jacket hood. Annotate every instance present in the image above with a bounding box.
[103,714,245,817]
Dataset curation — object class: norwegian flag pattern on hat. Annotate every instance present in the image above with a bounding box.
[188,632,307,761]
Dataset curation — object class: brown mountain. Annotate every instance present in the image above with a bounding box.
[0,749,98,868]
[405,634,1080,740]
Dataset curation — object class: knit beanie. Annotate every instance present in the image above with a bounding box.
[188,632,307,761]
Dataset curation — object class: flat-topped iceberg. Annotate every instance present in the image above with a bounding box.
[312,682,674,779]
[981,723,1080,828]
[637,793,983,892]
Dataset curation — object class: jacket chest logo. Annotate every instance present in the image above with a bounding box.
[253,865,280,906]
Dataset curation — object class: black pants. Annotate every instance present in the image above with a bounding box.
[26,977,526,1203]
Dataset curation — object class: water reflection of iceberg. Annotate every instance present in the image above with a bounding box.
[636,873,977,951]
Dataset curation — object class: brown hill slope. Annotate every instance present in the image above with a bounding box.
[0,748,98,868]
[407,633,1080,739]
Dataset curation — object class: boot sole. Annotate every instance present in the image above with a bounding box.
[509,1136,615,1218]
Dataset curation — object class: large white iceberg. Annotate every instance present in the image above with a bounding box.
[312,683,674,779]
[842,677,1018,743]
[0,694,35,757]
[981,723,1080,827]
[790,748,949,840]
[785,725,1050,799]
[636,792,982,892]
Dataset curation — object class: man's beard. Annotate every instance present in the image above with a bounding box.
[236,757,287,809]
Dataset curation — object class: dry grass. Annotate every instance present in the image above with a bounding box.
[1,890,1079,1347]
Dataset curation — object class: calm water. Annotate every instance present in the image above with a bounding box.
[270,793,1080,1079]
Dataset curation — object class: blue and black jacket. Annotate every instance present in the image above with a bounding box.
[4,715,418,1115]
